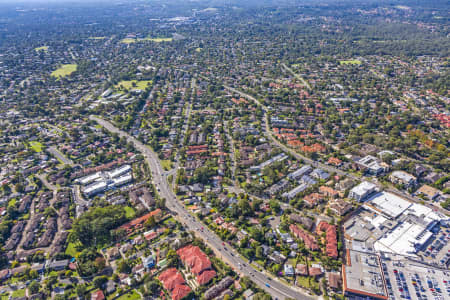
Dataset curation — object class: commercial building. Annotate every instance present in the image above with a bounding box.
[80,164,133,197]
[108,164,132,178]
[345,191,447,258]
[342,250,388,300]
[364,191,411,219]
[349,181,377,202]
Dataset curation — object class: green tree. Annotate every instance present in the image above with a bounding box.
[93,276,108,290]
[117,260,131,274]
[28,281,40,295]
[75,285,86,299]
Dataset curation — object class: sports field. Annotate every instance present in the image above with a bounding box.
[340,60,362,65]
[35,46,48,52]
[51,64,77,77]
[29,141,43,152]
[115,80,152,90]
[120,38,136,44]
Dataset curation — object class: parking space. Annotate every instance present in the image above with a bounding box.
[418,227,450,266]
[381,257,450,300]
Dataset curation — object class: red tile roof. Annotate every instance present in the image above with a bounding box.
[186,149,208,156]
[91,290,105,300]
[301,143,325,153]
[172,284,191,300]
[187,145,208,151]
[119,209,162,233]
[303,193,323,207]
[328,157,342,166]
[309,267,323,276]
[289,224,319,251]
[158,268,186,291]
[317,221,338,258]
[197,269,217,285]
[177,245,212,276]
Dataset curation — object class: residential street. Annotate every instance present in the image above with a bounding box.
[90,115,315,300]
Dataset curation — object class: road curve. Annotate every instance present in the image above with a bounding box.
[89,115,315,300]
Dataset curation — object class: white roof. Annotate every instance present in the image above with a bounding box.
[77,172,102,185]
[371,214,388,229]
[365,192,411,219]
[391,171,416,182]
[374,221,418,256]
[84,181,107,194]
[283,183,307,198]
[108,164,131,178]
[350,181,376,196]
[406,203,442,225]
[112,174,132,187]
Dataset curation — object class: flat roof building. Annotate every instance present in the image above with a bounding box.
[364,192,411,219]
[83,181,107,197]
[342,250,388,300]
[349,181,377,202]
[108,164,131,179]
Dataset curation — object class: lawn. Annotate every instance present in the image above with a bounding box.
[11,289,25,298]
[120,38,136,44]
[51,64,77,78]
[141,37,173,42]
[339,60,361,65]
[29,141,44,152]
[35,46,48,52]
[161,160,172,171]
[65,242,80,257]
[115,80,152,91]
[163,216,175,225]
[8,199,16,208]
[121,37,172,44]
[296,275,319,290]
[117,290,141,300]
[124,206,136,219]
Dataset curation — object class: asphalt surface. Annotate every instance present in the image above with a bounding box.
[48,146,74,166]
[90,115,315,300]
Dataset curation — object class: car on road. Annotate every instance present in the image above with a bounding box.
[265,283,270,288]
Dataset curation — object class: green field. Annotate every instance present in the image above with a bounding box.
[35,46,48,52]
[161,160,173,171]
[120,38,136,44]
[11,289,25,298]
[121,37,172,44]
[339,60,362,65]
[115,80,152,91]
[51,64,77,78]
[124,206,136,219]
[65,242,80,257]
[29,141,43,152]
[141,37,173,42]
[116,290,141,300]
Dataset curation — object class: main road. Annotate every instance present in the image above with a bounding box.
[90,115,315,300]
